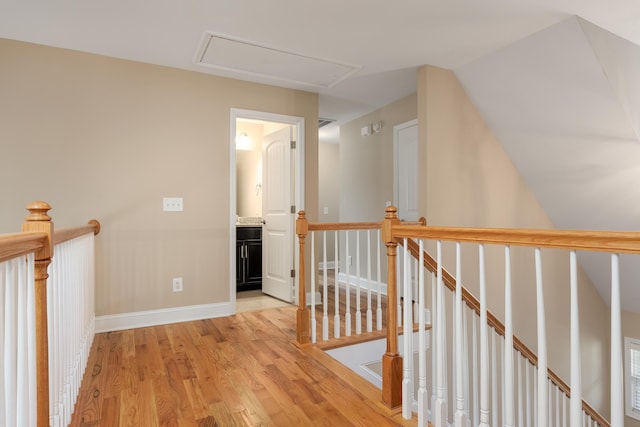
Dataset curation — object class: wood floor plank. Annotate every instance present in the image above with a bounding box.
[119,379,158,427]
[68,333,110,426]
[151,372,180,427]
[99,395,120,427]
[70,305,414,426]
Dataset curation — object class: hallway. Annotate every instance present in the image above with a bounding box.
[69,305,413,426]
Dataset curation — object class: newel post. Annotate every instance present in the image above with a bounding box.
[296,211,311,345]
[21,201,53,427]
[381,205,402,409]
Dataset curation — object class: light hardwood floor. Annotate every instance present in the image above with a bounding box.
[70,305,413,426]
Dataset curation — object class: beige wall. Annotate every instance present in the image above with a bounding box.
[419,65,611,415]
[318,143,340,261]
[0,38,318,316]
[338,94,417,277]
[339,94,417,221]
[319,143,340,223]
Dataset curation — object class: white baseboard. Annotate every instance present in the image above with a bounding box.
[337,272,388,295]
[95,302,233,333]
[318,261,337,270]
[306,291,322,305]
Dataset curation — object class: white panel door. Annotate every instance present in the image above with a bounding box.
[394,119,419,221]
[262,126,294,302]
[394,119,419,298]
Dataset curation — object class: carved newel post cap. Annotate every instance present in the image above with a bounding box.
[25,201,52,222]
[297,210,306,219]
[385,205,398,219]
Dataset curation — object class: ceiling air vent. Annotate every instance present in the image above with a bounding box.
[194,32,361,88]
[318,118,336,128]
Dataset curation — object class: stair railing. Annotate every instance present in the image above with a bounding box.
[0,201,100,427]
[383,205,633,426]
[296,211,384,346]
[295,210,425,409]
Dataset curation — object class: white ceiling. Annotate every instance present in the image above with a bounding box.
[2,0,640,310]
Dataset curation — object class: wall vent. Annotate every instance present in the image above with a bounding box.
[318,118,336,128]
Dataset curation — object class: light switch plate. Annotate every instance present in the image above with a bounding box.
[163,197,183,212]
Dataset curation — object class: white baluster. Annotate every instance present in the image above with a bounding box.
[398,251,403,327]
[0,262,6,427]
[502,341,506,426]
[504,245,514,426]
[442,277,448,417]
[322,231,340,338]
[611,253,623,427]
[432,241,447,426]
[454,243,467,427]
[479,244,490,427]
[310,232,316,343]
[534,364,538,427]
[547,380,557,425]
[26,254,35,426]
[402,239,413,418]
[518,352,524,427]
[526,359,531,427]
[563,392,568,427]
[451,280,456,419]
[322,231,329,341]
[418,239,428,426]
[355,230,362,334]
[334,230,340,339]
[376,229,382,331]
[16,257,29,427]
[5,260,17,427]
[332,231,340,338]
[556,383,561,427]
[492,331,498,427]
[473,311,479,427]
[535,247,548,426]
[345,231,351,337]
[366,230,372,332]
[463,305,470,416]
[569,250,581,427]
[431,270,437,424]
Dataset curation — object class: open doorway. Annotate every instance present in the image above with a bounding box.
[229,109,305,313]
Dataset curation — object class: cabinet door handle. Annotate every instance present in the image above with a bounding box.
[244,245,248,259]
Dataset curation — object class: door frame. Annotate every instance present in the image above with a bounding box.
[229,108,305,312]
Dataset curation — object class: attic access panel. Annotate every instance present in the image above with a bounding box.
[194,32,361,88]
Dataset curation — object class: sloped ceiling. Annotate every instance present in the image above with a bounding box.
[455,16,640,310]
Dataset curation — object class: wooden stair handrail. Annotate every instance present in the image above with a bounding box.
[53,220,101,245]
[393,224,640,254]
[305,218,424,233]
[0,232,47,263]
[1,222,102,263]
[401,234,610,427]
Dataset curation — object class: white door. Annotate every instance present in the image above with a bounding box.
[262,126,294,302]
[394,119,419,300]
[394,119,419,221]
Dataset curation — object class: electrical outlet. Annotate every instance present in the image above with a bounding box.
[172,277,183,292]
[348,256,352,266]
